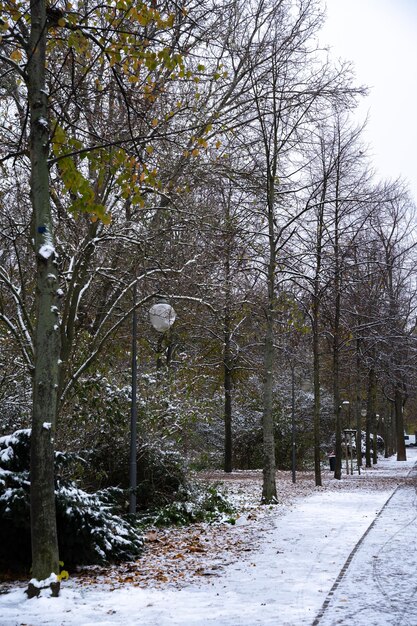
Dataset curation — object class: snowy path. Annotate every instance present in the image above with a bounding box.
[316,469,417,626]
[1,451,416,626]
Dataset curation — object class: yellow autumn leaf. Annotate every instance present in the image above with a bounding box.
[191,148,199,157]
[151,118,158,127]
[10,49,23,62]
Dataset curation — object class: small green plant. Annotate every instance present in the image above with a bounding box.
[139,483,235,528]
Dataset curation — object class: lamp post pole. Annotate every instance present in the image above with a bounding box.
[338,401,349,477]
[129,295,176,515]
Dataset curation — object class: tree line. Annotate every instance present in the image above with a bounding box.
[1,0,416,592]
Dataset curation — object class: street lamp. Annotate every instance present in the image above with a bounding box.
[149,300,177,332]
[381,415,388,458]
[341,401,350,475]
[342,400,350,424]
[358,408,366,472]
[129,297,176,514]
[335,401,349,479]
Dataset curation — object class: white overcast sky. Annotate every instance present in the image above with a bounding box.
[320,0,417,204]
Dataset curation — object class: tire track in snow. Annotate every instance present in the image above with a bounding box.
[312,462,417,626]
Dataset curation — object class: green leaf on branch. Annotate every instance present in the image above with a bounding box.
[52,126,109,223]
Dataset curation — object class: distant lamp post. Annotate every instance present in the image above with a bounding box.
[381,415,388,458]
[341,401,350,475]
[342,400,350,424]
[343,428,357,475]
[358,408,367,473]
[129,297,176,514]
[335,401,350,479]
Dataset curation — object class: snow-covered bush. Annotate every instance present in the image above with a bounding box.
[0,429,32,571]
[136,441,187,509]
[0,429,143,573]
[61,375,190,509]
[59,375,131,489]
[139,483,235,527]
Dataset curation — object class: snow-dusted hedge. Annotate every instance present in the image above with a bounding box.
[136,441,187,509]
[139,483,235,527]
[0,429,143,573]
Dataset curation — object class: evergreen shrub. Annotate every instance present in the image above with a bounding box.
[139,483,235,527]
[136,441,187,509]
[0,429,143,573]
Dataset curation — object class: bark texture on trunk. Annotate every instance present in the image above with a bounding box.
[262,189,277,503]
[365,368,376,468]
[223,231,233,474]
[223,316,233,473]
[262,308,277,502]
[395,386,406,461]
[28,0,60,585]
[312,304,321,487]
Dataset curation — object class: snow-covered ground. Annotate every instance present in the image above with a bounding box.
[2,449,416,626]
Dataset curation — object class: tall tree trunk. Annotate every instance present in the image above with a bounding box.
[223,302,233,473]
[28,0,60,590]
[355,338,362,471]
[262,194,277,503]
[262,302,277,502]
[383,404,389,459]
[365,367,376,468]
[312,311,321,486]
[385,245,406,461]
[223,203,233,473]
[372,410,378,465]
[390,401,396,456]
[333,296,342,479]
[291,364,296,484]
[312,198,325,487]
[395,385,406,461]
[332,139,342,480]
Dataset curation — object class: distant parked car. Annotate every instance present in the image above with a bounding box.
[404,433,416,446]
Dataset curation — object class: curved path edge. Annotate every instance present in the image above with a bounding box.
[311,462,417,626]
